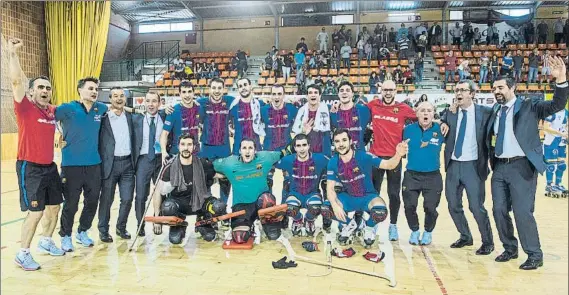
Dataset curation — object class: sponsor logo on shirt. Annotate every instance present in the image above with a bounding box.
[374,115,398,123]
[268,123,290,129]
[37,118,56,125]
[393,107,399,114]
[256,164,263,170]
[165,121,172,126]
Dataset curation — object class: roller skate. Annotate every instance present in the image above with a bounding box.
[545,184,557,198]
[291,218,304,237]
[363,226,377,249]
[353,212,365,238]
[553,185,569,198]
[304,219,316,236]
[337,219,358,245]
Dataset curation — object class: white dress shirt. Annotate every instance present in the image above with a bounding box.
[140,113,163,155]
[108,110,131,157]
[452,103,478,161]
[494,97,525,158]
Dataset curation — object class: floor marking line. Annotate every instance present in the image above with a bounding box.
[1,217,25,227]
[421,246,449,295]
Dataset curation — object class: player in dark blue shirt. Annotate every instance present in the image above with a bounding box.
[275,134,329,236]
[402,101,444,246]
[324,129,408,255]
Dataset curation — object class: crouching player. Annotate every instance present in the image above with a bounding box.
[542,109,568,197]
[152,134,225,244]
[275,134,329,236]
[324,129,408,251]
[213,139,288,244]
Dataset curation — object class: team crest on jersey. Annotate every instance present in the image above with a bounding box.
[283,171,289,177]
[309,166,315,171]
[402,186,407,191]
[352,116,358,122]
[94,114,102,122]
[393,107,399,114]
[256,164,263,170]
[353,167,360,173]
[433,132,438,137]
[283,115,288,120]
[222,102,227,107]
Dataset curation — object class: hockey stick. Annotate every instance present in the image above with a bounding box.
[277,236,396,287]
[194,210,246,227]
[308,240,332,277]
[128,163,168,252]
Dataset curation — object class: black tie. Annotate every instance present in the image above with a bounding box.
[149,117,156,160]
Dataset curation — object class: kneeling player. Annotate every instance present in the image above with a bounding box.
[543,109,568,196]
[213,139,286,243]
[275,134,329,236]
[152,134,225,244]
[325,129,408,248]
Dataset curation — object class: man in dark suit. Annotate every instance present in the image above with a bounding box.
[440,79,494,255]
[428,21,442,46]
[98,87,136,242]
[487,56,568,270]
[132,92,168,237]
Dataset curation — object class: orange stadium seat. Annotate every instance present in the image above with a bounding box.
[164,80,172,87]
[224,78,234,87]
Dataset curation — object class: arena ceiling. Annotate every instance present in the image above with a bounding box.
[110,1,569,23]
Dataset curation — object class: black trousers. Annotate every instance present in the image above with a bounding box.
[554,33,564,44]
[372,157,402,224]
[402,170,443,232]
[98,157,135,233]
[538,34,547,44]
[59,164,102,237]
[135,154,162,227]
[445,160,493,245]
[491,157,542,260]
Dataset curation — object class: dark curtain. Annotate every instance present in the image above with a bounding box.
[465,10,532,26]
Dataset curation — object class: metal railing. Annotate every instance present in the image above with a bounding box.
[100,40,180,82]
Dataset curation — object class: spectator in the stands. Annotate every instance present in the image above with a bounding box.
[194,63,203,79]
[407,26,415,52]
[490,54,500,84]
[379,66,387,82]
[296,37,308,53]
[336,73,348,84]
[357,36,366,63]
[502,31,513,48]
[429,21,442,46]
[414,52,424,83]
[305,74,315,86]
[184,64,193,79]
[487,22,500,46]
[359,26,371,44]
[479,51,490,85]
[369,71,380,94]
[345,29,353,46]
[210,61,219,78]
[340,41,352,69]
[317,27,328,52]
[282,53,293,81]
[473,28,482,45]
[415,23,427,41]
[318,52,328,69]
[501,51,514,77]
[388,27,397,48]
[403,67,413,84]
[512,50,524,83]
[397,23,408,41]
[338,25,347,46]
[330,45,340,69]
[364,40,372,62]
[270,46,278,57]
[537,20,548,44]
[528,48,540,84]
[450,22,462,46]
[393,65,403,84]
[263,52,273,72]
[554,17,565,45]
[314,75,324,87]
[416,31,427,57]
[332,29,341,51]
[444,50,457,85]
[236,49,248,78]
[378,24,389,45]
[462,22,474,50]
[230,56,238,71]
[525,22,535,45]
[457,59,470,80]
[378,43,390,61]
[309,53,317,69]
[294,48,305,72]
[273,54,282,78]
[541,49,552,84]
[372,33,381,60]
[175,59,185,79]
[397,35,410,60]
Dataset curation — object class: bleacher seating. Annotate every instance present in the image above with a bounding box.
[433,43,568,92]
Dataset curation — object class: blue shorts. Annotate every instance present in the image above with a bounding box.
[544,142,567,161]
[199,144,231,160]
[285,191,322,207]
[335,192,378,212]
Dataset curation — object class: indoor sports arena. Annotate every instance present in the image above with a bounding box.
[1,1,568,294]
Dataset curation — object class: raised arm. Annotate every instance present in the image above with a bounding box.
[534,56,568,119]
[5,37,29,102]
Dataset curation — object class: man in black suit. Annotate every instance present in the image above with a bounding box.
[428,21,442,46]
[440,80,494,255]
[487,56,568,270]
[132,92,168,237]
[97,87,136,242]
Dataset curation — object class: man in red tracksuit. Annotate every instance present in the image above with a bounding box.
[367,80,417,241]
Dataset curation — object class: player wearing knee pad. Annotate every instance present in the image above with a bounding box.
[213,140,288,243]
[152,135,218,244]
[543,109,568,194]
[326,129,407,248]
[274,134,329,236]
